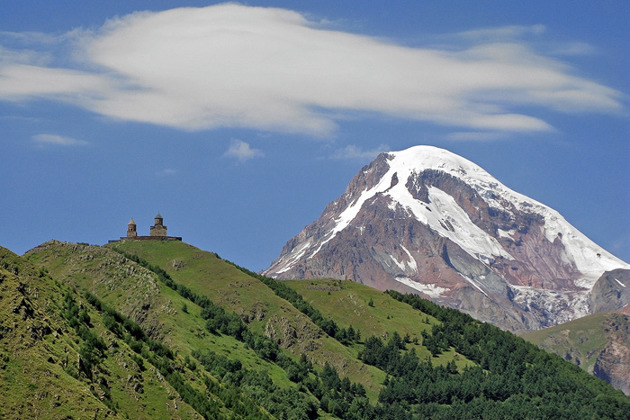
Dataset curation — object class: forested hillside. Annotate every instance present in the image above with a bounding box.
[0,240,625,419]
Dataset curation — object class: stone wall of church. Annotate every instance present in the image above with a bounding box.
[150,225,168,236]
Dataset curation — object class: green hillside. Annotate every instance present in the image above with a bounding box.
[522,310,630,396]
[0,245,209,419]
[104,240,387,398]
[522,311,613,372]
[0,239,625,419]
[26,241,290,386]
[26,240,384,418]
[285,278,477,367]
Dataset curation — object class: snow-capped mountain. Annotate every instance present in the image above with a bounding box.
[264,145,630,331]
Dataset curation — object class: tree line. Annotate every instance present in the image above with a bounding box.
[228,261,362,346]
[110,247,375,419]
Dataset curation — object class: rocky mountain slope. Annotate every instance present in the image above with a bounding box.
[264,145,630,331]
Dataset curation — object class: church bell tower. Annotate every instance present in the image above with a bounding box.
[127,218,137,238]
[150,213,168,237]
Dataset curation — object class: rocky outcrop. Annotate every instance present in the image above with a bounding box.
[265,145,629,331]
[592,312,630,395]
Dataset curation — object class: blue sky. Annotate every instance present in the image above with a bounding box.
[1,1,628,271]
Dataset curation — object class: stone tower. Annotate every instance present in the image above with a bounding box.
[150,213,168,237]
[127,218,137,238]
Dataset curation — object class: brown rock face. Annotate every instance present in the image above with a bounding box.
[592,313,630,396]
[264,146,629,331]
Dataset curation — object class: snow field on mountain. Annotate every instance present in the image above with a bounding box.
[275,239,312,274]
[393,276,450,297]
[387,146,628,287]
[312,145,514,265]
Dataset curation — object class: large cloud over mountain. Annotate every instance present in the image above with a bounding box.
[0,4,622,136]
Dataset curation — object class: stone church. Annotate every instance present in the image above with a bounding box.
[115,214,182,242]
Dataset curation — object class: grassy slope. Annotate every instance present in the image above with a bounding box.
[285,278,475,370]
[106,240,387,400]
[521,311,617,373]
[0,246,202,419]
[25,241,292,388]
[9,239,629,418]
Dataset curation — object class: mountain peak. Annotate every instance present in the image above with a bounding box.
[388,145,483,175]
[265,144,629,331]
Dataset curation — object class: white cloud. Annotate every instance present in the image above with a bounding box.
[224,139,264,162]
[445,131,508,142]
[331,144,390,160]
[32,133,88,146]
[0,4,623,137]
[0,64,113,100]
[456,24,547,41]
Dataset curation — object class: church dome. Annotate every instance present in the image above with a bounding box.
[128,218,136,225]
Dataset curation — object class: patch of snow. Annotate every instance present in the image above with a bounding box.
[389,247,418,274]
[394,277,449,297]
[510,285,590,322]
[390,254,407,272]
[497,229,515,239]
[386,183,513,263]
[309,171,394,258]
[400,245,418,273]
[274,240,312,274]
[458,273,488,297]
[615,278,626,288]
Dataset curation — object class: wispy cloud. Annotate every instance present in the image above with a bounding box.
[445,131,509,142]
[0,4,622,137]
[455,24,547,41]
[32,133,88,146]
[330,144,390,160]
[224,139,264,162]
[549,42,596,56]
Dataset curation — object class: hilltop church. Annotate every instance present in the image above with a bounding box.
[113,214,182,242]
